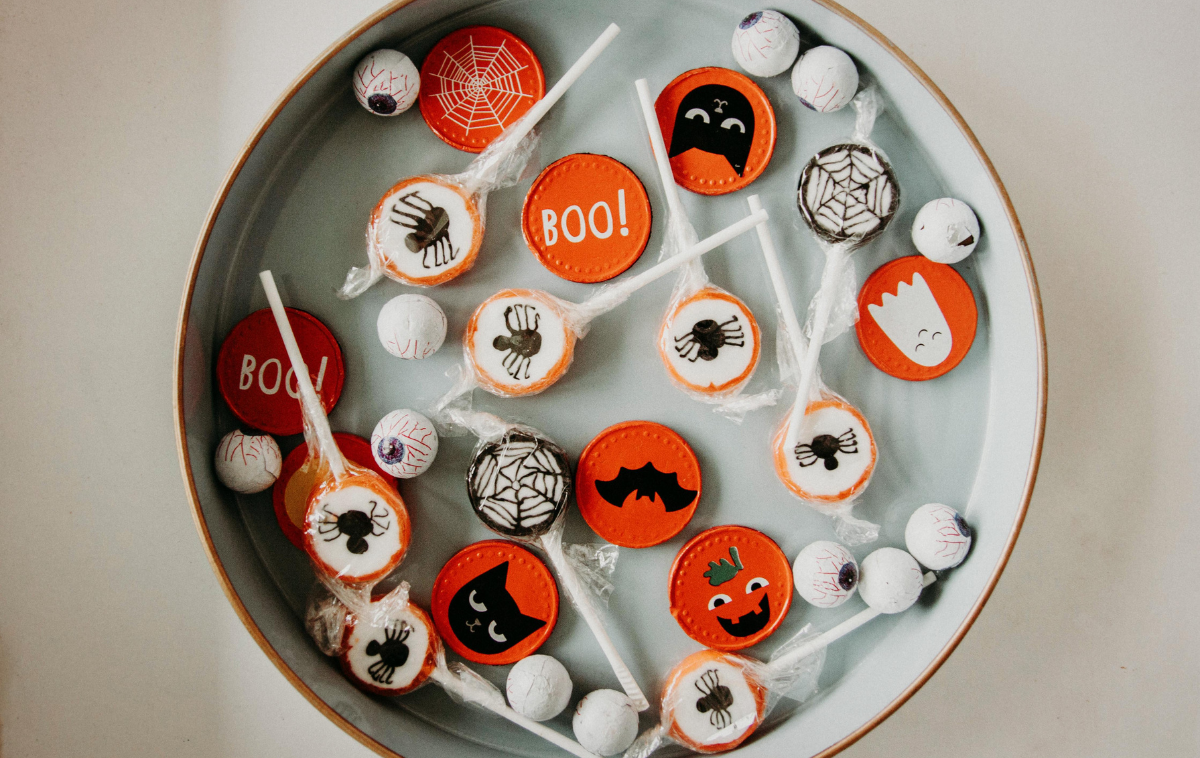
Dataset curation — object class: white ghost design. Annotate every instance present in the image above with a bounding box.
[867,272,952,367]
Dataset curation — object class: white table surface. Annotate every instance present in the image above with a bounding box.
[1,0,1196,755]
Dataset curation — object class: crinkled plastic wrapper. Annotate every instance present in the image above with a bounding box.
[623,625,826,757]
[338,124,541,296]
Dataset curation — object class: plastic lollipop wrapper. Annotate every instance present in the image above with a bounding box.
[745,202,880,544]
[260,271,414,584]
[631,78,776,421]
[623,625,825,758]
[339,24,621,295]
[305,581,604,758]
[427,209,770,416]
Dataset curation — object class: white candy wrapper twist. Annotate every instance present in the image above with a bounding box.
[340,24,621,295]
[634,78,777,421]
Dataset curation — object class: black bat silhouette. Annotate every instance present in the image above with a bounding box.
[594,463,698,513]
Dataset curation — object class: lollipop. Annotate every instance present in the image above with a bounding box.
[633,78,768,414]
[312,584,602,758]
[259,271,411,584]
[626,548,941,757]
[434,207,768,407]
[341,24,621,294]
[441,408,650,712]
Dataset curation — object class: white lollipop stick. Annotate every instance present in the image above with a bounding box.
[768,572,936,676]
[502,24,620,150]
[634,78,687,221]
[259,271,346,479]
[540,532,650,712]
[748,195,807,367]
[430,667,601,758]
[786,245,851,447]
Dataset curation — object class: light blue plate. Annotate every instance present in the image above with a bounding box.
[175,0,1045,756]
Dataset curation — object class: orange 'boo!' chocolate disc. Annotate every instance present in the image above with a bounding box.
[575,421,701,548]
[522,154,653,282]
[431,540,559,665]
[418,26,545,153]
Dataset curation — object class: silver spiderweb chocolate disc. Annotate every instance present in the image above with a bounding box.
[797,143,900,245]
[466,430,571,539]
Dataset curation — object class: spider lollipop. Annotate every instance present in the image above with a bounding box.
[340,24,620,294]
[260,272,411,583]
[307,583,603,758]
[440,406,650,712]
[632,79,770,418]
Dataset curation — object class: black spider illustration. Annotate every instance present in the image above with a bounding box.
[492,304,542,380]
[365,621,412,685]
[389,191,456,269]
[795,429,858,471]
[694,669,735,729]
[674,316,744,362]
[317,500,391,554]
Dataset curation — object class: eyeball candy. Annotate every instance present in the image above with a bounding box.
[792,540,859,608]
[340,600,440,695]
[905,503,972,570]
[911,198,981,264]
[791,45,859,113]
[660,649,766,753]
[659,287,761,397]
[376,294,447,359]
[214,430,282,494]
[371,409,438,478]
[304,470,412,584]
[506,654,573,721]
[858,547,924,614]
[465,289,576,397]
[573,689,639,756]
[352,49,420,116]
[731,11,800,78]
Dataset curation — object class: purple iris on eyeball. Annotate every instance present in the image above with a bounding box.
[739,11,762,29]
[368,93,398,115]
[376,437,406,466]
[838,561,858,591]
[954,513,972,538]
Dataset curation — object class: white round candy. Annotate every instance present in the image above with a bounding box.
[731,11,800,78]
[858,548,924,614]
[791,45,859,113]
[905,503,973,570]
[214,430,282,494]
[371,409,438,478]
[911,198,981,264]
[793,541,859,608]
[353,49,419,116]
[572,689,638,756]
[506,655,572,721]
[376,294,447,359]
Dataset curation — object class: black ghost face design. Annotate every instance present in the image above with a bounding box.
[447,562,547,655]
[668,84,756,177]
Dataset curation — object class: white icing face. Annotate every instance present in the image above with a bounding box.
[376,293,447,359]
[731,11,801,78]
[866,272,953,367]
[792,540,858,608]
[307,484,406,581]
[343,604,434,693]
[667,658,762,749]
[468,292,572,396]
[911,198,980,264]
[661,291,758,395]
[371,409,438,478]
[858,548,924,614]
[373,178,480,283]
[905,503,972,570]
[214,429,282,494]
[778,402,875,502]
[352,49,420,116]
[791,45,859,113]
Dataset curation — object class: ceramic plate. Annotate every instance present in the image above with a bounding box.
[174,1,1045,756]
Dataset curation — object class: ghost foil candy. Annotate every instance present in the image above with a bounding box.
[341,24,621,295]
[259,271,412,584]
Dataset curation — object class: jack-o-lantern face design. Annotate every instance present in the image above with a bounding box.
[669,525,792,651]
